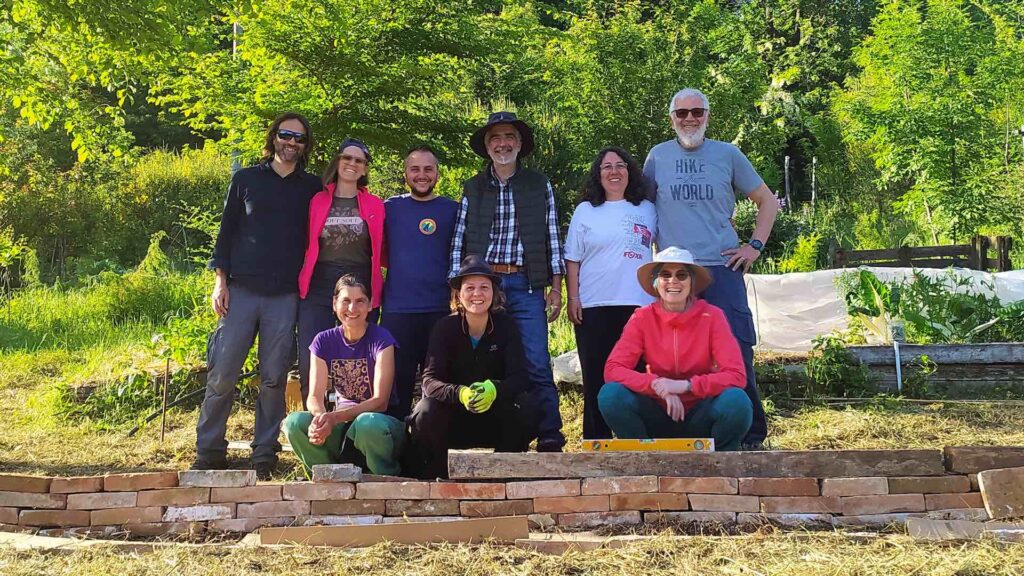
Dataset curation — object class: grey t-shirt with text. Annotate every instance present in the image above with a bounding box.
[643,138,764,266]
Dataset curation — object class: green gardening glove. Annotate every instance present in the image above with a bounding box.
[469,380,497,413]
[458,385,478,412]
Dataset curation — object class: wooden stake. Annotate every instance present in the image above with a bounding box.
[160,358,170,443]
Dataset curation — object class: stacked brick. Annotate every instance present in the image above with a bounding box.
[0,468,994,537]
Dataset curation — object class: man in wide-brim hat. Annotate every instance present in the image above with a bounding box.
[449,111,568,452]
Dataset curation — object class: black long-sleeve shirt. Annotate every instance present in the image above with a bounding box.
[421,312,529,404]
[208,162,321,295]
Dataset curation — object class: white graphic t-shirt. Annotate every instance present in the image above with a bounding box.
[564,199,657,308]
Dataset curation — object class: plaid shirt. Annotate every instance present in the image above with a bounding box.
[450,166,566,278]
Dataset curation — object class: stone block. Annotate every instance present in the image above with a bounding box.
[0,474,51,493]
[821,477,888,497]
[926,508,989,521]
[644,511,737,524]
[429,482,506,500]
[978,466,1024,520]
[49,477,103,494]
[178,470,256,488]
[760,496,842,514]
[738,513,833,527]
[925,493,984,511]
[944,447,1024,474]
[506,480,580,499]
[355,482,429,500]
[659,477,738,494]
[385,499,460,517]
[833,513,927,527]
[137,487,210,507]
[296,515,382,526]
[311,499,385,516]
[841,494,926,515]
[739,478,819,497]
[459,500,534,517]
[104,472,178,492]
[0,491,65,509]
[67,492,137,510]
[237,500,309,519]
[609,493,688,512]
[688,494,760,513]
[888,476,970,494]
[90,507,163,526]
[533,495,609,514]
[582,476,658,496]
[556,511,641,529]
[163,504,235,522]
[528,513,556,529]
[122,522,198,537]
[311,464,362,483]
[283,482,355,501]
[209,517,295,532]
[18,510,90,528]
[0,508,18,524]
[210,485,283,503]
[381,516,463,524]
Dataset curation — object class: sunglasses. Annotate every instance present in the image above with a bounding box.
[671,107,707,120]
[656,269,691,281]
[339,153,368,166]
[276,129,308,143]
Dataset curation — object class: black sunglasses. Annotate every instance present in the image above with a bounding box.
[671,108,707,120]
[276,129,308,143]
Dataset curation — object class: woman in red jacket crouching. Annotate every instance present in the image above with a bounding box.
[599,247,753,451]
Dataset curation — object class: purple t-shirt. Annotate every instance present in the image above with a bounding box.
[309,324,397,404]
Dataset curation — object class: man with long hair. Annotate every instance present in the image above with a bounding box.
[195,112,322,479]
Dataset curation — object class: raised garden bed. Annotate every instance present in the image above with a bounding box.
[847,343,1024,396]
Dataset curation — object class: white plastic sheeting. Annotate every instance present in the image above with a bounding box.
[746,267,1024,352]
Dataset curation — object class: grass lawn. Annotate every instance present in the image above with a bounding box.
[2,532,1023,575]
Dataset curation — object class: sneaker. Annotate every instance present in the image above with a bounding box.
[190,456,227,471]
[536,439,564,453]
[253,460,276,481]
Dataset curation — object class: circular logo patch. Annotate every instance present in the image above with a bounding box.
[418,218,437,235]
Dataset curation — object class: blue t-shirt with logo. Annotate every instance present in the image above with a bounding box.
[643,138,764,266]
[383,194,459,313]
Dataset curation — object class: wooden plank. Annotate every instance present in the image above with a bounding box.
[945,447,1024,474]
[447,450,945,480]
[848,344,1024,365]
[258,516,528,547]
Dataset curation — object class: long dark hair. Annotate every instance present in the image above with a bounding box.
[261,112,314,168]
[322,143,371,188]
[579,146,651,207]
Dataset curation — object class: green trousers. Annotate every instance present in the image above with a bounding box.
[282,411,407,478]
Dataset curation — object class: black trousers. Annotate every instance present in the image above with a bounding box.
[573,305,640,440]
[380,311,448,420]
[405,394,541,479]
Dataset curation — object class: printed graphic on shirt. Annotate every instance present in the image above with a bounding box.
[419,218,437,235]
[329,357,372,402]
[318,196,370,265]
[622,216,652,261]
[669,157,714,204]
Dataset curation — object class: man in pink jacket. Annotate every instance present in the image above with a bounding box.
[600,247,753,451]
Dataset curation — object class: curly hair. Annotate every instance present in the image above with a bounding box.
[261,112,314,168]
[579,146,651,207]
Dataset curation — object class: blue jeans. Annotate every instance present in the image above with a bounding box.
[598,383,753,451]
[500,271,564,447]
[700,266,767,445]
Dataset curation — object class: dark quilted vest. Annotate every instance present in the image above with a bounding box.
[462,167,552,289]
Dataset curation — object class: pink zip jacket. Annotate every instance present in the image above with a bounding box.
[604,299,746,410]
[298,183,385,308]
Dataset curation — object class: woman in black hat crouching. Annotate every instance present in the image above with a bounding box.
[405,255,542,479]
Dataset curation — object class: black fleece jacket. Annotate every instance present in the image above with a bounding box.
[421,312,529,404]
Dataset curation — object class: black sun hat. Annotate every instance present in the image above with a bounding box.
[449,255,502,289]
[469,111,535,159]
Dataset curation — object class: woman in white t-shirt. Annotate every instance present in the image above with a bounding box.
[565,147,657,440]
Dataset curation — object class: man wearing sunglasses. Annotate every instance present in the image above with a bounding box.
[196,112,323,479]
[642,88,780,449]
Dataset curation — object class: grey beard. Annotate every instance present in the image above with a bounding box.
[674,124,707,149]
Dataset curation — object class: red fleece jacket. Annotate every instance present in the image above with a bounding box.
[604,299,746,410]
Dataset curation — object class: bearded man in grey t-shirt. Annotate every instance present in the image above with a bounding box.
[642,87,780,447]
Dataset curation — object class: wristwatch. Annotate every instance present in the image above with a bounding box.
[748,239,764,252]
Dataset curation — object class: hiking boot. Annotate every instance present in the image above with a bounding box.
[190,456,228,471]
[253,460,276,481]
[536,439,564,453]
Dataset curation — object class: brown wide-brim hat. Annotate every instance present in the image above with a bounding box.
[449,255,502,290]
[469,111,535,159]
[636,247,713,298]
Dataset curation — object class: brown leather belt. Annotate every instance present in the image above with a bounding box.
[488,263,520,274]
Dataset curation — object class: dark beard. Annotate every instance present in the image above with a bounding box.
[409,184,435,198]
